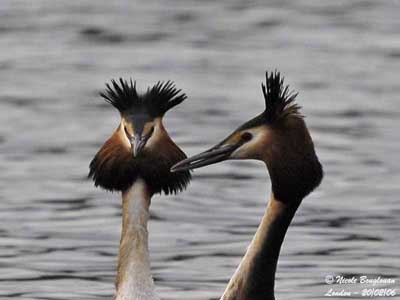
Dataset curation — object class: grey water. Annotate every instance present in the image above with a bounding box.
[0,1,399,299]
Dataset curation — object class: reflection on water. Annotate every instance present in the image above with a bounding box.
[0,1,399,299]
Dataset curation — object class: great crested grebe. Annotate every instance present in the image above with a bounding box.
[89,79,191,300]
[172,71,323,300]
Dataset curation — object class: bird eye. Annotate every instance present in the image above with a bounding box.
[149,126,155,136]
[124,126,132,139]
[241,132,253,142]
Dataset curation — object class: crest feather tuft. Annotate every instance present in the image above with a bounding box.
[261,71,301,123]
[100,78,187,117]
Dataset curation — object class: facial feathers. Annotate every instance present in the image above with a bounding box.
[89,78,191,194]
[89,129,191,194]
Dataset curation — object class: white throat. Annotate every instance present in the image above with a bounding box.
[115,179,160,300]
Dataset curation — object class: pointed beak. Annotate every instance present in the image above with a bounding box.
[171,143,240,172]
[130,135,147,157]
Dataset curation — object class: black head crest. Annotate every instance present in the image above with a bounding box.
[100,78,187,117]
[261,71,301,123]
[237,71,302,131]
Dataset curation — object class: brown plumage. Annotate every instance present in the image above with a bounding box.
[89,79,191,195]
[89,123,190,194]
[171,71,323,300]
[89,78,191,300]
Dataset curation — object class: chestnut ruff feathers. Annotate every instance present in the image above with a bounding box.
[89,79,191,194]
[89,129,191,194]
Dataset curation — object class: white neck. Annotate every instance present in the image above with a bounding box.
[115,179,160,300]
[221,194,299,300]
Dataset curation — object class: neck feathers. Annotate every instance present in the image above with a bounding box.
[222,195,299,300]
[89,123,191,194]
[265,118,323,204]
[115,179,159,300]
[222,119,323,300]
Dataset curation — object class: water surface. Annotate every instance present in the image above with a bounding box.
[0,1,399,299]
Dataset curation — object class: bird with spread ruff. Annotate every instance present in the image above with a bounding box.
[89,78,191,300]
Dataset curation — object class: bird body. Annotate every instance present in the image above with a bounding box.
[89,79,190,300]
[172,71,323,300]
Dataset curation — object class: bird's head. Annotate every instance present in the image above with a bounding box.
[172,71,323,203]
[89,79,191,195]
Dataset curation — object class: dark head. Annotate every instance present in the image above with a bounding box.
[172,71,323,203]
[89,79,191,195]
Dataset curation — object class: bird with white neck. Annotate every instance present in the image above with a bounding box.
[172,71,323,300]
[89,79,191,300]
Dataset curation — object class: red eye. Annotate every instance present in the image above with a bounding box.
[241,132,253,142]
